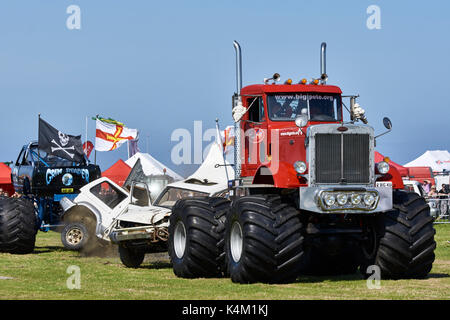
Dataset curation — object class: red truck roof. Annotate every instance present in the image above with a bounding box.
[241,84,343,95]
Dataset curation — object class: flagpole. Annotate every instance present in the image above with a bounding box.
[216,118,230,186]
[93,116,97,165]
[38,113,41,167]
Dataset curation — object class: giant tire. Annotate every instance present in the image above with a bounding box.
[225,195,305,284]
[168,197,230,278]
[0,197,37,254]
[362,190,436,279]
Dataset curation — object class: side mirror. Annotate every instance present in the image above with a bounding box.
[295,114,308,128]
[383,117,392,130]
[375,117,393,141]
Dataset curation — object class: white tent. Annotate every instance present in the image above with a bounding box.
[404,150,450,173]
[188,142,234,185]
[125,152,183,181]
[167,141,235,195]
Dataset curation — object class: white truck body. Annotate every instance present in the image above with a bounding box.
[60,177,172,242]
[60,142,233,245]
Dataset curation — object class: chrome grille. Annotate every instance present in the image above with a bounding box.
[315,133,370,184]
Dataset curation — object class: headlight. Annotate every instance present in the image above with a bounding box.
[350,193,362,205]
[364,193,376,206]
[377,161,390,174]
[294,161,307,174]
[324,194,336,206]
[336,193,348,205]
[320,191,379,211]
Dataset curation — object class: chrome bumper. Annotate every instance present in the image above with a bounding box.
[109,225,168,243]
[299,186,393,214]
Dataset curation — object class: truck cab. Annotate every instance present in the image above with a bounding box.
[11,141,101,198]
[239,83,343,189]
[236,79,399,215]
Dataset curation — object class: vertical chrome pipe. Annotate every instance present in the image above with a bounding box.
[233,40,242,94]
[320,42,327,84]
[350,96,356,122]
[233,40,242,181]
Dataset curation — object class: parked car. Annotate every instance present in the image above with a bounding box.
[403,180,440,218]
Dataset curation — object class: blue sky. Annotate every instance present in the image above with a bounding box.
[0,1,449,177]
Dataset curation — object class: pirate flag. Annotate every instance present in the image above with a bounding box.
[38,117,85,163]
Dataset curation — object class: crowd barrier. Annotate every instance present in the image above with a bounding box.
[426,196,450,224]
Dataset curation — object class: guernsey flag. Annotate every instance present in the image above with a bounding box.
[95,119,138,152]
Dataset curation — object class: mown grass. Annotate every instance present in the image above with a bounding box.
[0,225,449,300]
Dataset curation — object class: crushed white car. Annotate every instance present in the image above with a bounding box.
[59,177,171,256]
[60,141,234,267]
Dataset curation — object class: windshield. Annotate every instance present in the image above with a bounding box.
[155,187,208,208]
[30,146,82,167]
[267,93,342,122]
[90,181,128,209]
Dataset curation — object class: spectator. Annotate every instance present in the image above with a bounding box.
[438,184,449,199]
[422,180,431,194]
[428,186,438,198]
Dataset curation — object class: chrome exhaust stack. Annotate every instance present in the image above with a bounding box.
[233,40,242,180]
[320,42,328,84]
[233,40,242,95]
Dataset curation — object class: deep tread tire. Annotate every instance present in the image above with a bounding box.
[168,197,230,278]
[225,195,305,284]
[365,190,436,279]
[118,243,145,268]
[0,197,37,254]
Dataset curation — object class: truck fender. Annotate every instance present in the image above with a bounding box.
[253,161,300,189]
[61,202,104,236]
[376,165,404,189]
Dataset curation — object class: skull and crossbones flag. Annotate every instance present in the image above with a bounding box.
[38,117,85,163]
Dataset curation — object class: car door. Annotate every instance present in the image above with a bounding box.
[14,145,33,194]
[243,96,268,176]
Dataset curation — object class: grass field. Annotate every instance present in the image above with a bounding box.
[0,225,449,300]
